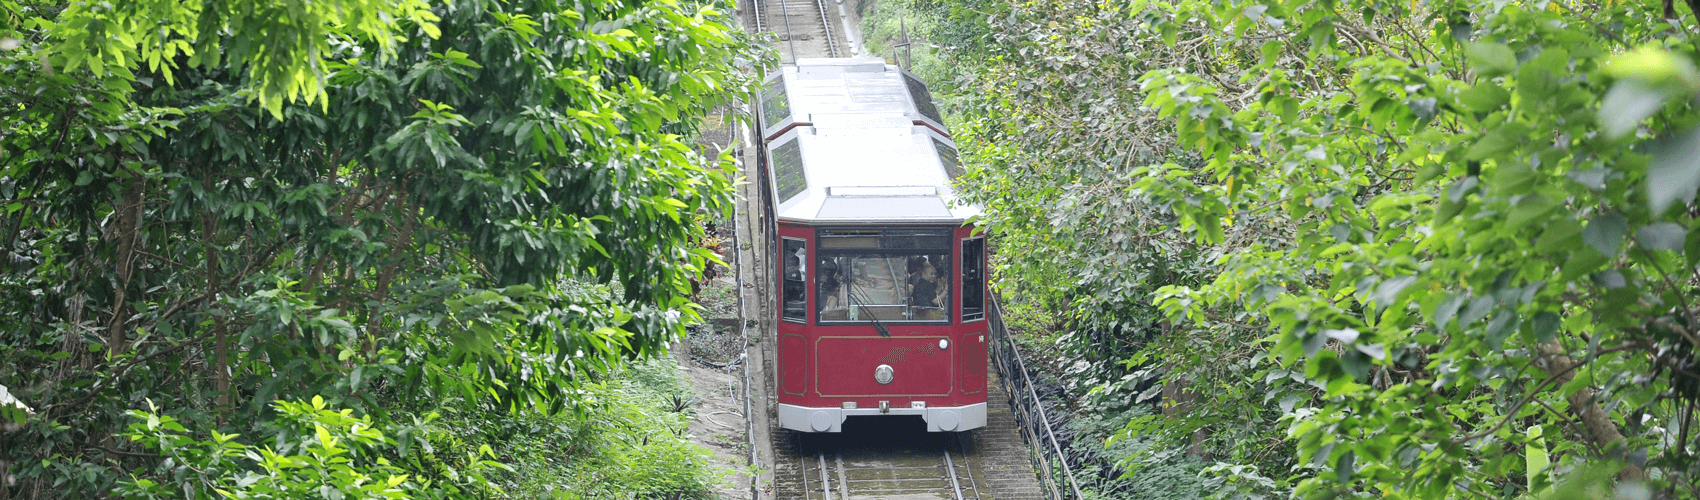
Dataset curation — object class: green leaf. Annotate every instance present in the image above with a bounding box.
[1371,275,1417,306]
[1687,227,1700,266]
[1485,309,1518,350]
[1583,214,1627,256]
[1529,312,1561,343]
[1494,161,1536,195]
[1527,425,1550,491]
[1341,351,1371,381]
[1460,296,1494,326]
[1433,293,1466,328]
[1536,218,1583,252]
[1636,222,1686,250]
[1159,23,1178,46]
[1303,332,1328,358]
[75,171,93,186]
[1506,194,1557,230]
[1599,81,1667,139]
[1336,450,1356,483]
[1606,46,1700,84]
[1459,82,1511,114]
[1648,127,1700,214]
[1466,128,1516,161]
[1437,196,1466,223]
[1562,248,1610,282]
[1466,42,1517,77]
[1407,97,1437,122]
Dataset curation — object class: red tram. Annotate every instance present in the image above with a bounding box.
[758,57,988,433]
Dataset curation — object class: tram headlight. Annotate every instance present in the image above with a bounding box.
[874,364,895,385]
[939,339,949,350]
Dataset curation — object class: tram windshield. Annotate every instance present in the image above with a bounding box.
[816,229,951,323]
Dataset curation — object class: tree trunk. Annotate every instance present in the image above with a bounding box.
[1535,339,1647,480]
[366,186,413,356]
[202,169,229,422]
[1161,374,1211,457]
[106,173,145,358]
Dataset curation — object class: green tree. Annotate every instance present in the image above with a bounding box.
[0,0,764,495]
[902,0,1700,496]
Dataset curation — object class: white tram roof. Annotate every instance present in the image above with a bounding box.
[761,57,982,224]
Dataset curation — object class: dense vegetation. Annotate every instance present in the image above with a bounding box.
[867,0,1700,497]
[0,0,763,496]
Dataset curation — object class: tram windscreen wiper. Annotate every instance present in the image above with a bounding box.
[846,279,893,337]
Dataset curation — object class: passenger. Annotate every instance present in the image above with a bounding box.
[904,256,924,301]
[908,257,943,312]
[818,258,843,312]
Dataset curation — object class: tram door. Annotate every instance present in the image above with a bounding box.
[777,230,811,399]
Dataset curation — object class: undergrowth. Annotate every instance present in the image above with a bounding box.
[117,358,722,500]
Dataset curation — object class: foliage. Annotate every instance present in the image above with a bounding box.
[0,0,764,495]
[895,0,1700,496]
[110,359,720,500]
[548,359,722,499]
[407,358,722,499]
[1069,402,1210,500]
[115,396,507,500]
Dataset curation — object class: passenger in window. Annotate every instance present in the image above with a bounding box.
[908,257,943,318]
[785,246,806,281]
[818,258,844,313]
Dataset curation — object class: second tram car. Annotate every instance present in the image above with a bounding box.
[759,57,988,433]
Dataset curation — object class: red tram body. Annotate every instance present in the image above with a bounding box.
[758,58,988,433]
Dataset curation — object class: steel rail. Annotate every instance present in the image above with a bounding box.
[812,0,838,57]
[750,0,763,33]
[775,0,798,63]
[798,434,815,499]
[834,453,851,499]
[944,449,965,500]
[818,451,834,500]
[953,435,983,499]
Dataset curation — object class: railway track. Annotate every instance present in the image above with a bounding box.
[780,418,987,499]
[749,0,842,61]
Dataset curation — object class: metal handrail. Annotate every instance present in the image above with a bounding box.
[735,120,759,500]
[988,294,1085,499]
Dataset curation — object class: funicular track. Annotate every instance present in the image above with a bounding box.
[747,0,841,62]
[790,422,983,500]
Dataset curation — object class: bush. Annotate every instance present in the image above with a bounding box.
[403,358,722,499]
[115,397,506,500]
[110,358,722,499]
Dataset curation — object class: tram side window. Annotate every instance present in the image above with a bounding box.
[783,238,807,323]
[962,237,986,322]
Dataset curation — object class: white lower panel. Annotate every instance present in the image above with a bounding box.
[777,402,987,433]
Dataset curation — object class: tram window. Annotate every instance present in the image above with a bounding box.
[816,228,953,324]
[962,237,986,322]
[772,141,807,202]
[782,238,807,323]
[935,139,964,179]
[817,254,951,323]
[879,229,951,250]
[903,73,944,125]
[761,79,791,126]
